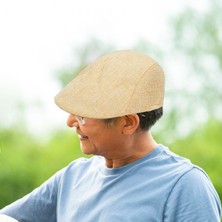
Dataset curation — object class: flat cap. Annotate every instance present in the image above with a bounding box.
[55,50,164,118]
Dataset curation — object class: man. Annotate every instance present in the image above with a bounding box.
[0,50,221,221]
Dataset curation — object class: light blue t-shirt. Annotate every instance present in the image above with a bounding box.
[0,145,221,221]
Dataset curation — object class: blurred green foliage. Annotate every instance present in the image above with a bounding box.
[170,0,222,118]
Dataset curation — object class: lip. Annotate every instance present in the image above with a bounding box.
[77,133,89,141]
[79,135,89,140]
[76,130,89,140]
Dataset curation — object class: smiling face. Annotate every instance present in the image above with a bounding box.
[67,113,158,168]
[66,114,126,158]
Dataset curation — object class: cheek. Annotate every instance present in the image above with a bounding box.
[88,134,106,148]
[80,132,106,153]
[80,123,122,152]
[92,132,122,152]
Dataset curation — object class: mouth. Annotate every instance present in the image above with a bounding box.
[76,130,89,140]
[78,134,89,140]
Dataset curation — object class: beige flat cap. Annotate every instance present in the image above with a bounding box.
[55,50,165,118]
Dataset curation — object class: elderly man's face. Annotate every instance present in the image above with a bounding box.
[66,114,126,158]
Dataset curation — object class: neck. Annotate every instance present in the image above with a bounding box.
[104,131,158,168]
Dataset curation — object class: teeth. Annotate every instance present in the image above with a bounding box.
[79,135,88,139]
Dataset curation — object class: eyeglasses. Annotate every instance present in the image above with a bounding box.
[75,114,146,126]
[75,116,86,125]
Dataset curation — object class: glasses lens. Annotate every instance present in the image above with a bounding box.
[76,116,85,125]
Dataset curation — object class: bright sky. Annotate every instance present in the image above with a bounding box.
[0,0,206,135]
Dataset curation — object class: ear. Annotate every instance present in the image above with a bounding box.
[122,114,140,135]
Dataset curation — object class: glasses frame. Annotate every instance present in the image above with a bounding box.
[75,113,145,126]
[75,116,86,125]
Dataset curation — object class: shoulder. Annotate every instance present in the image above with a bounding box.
[149,145,194,176]
[171,166,216,194]
[164,167,221,221]
[160,145,220,205]
[65,156,103,172]
[59,156,104,180]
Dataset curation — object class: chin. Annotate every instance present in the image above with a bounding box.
[81,145,96,155]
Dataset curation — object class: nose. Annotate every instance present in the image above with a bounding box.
[67,114,79,128]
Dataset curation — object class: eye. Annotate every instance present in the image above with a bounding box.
[81,117,85,125]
